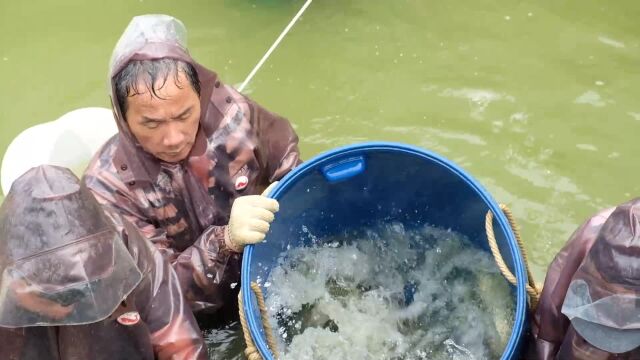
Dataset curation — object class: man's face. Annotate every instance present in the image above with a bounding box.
[125,70,201,163]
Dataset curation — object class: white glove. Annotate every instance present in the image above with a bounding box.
[226,182,279,252]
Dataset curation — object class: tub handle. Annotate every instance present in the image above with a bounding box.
[321,156,366,183]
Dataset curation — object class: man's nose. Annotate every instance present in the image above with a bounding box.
[163,122,185,148]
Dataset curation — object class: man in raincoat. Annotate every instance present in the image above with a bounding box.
[533,199,640,359]
[83,14,301,322]
[0,165,207,359]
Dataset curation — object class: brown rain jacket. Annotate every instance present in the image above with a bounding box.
[533,199,640,359]
[83,15,300,314]
[0,165,206,360]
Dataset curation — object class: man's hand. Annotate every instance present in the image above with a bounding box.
[226,182,279,252]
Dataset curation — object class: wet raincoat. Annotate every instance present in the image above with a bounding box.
[533,198,640,359]
[83,15,300,315]
[0,165,206,360]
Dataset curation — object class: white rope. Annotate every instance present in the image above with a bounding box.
[238,0,313,92]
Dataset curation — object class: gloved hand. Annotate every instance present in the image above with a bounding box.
[226,182,279,252]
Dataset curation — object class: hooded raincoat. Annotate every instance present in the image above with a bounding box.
[533,198,640,359]
[0,165,206,360]
[83,15,301,315]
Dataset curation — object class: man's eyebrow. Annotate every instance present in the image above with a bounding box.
[141,116,164,123]
[173,106,193,119]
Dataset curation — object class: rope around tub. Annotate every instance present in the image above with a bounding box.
[485,204,542,310]
[239,282,279,360]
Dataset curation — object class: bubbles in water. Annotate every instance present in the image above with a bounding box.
[203,322,245,360]
[444,339,476,360]
[263,223,515,360]
[574,90,608,107]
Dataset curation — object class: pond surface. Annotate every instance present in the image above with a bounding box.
[2,0,639,357]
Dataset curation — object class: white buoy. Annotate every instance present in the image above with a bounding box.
[1,107,117,195]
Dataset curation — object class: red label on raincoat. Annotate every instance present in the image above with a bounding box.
[117,311,140,326]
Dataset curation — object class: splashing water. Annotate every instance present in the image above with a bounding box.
[204,322,245,360]
[264,223,515,360]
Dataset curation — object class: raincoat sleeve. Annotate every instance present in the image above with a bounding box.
[85,176,239,311]
[533,207,614,360]
[125,220,208,360]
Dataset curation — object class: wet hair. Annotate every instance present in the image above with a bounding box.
[114,58,201,118]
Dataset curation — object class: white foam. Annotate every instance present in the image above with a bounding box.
[265,223,515,360]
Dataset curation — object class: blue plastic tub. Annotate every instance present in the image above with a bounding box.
[241,142,528,359]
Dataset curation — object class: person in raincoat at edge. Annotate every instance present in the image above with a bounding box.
[82,14,301,326]
[532,198,640,359]
[0,165,207,360]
